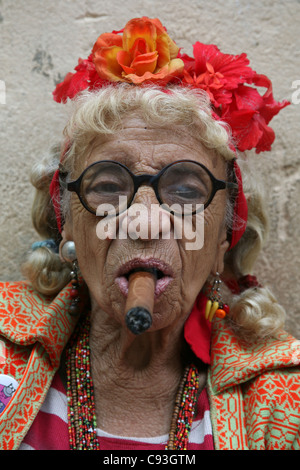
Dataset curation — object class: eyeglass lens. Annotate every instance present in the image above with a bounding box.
[81,162,134,214]
[158,162,212,210]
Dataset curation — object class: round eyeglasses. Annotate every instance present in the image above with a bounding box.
[60,160,238,216]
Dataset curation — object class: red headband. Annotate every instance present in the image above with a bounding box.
[230,160,248,249]
[50,16,289,249]
[49,168,62,233]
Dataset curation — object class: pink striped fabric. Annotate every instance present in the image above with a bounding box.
[19,373,214,450]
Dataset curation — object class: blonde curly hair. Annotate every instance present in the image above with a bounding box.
[22,84,286,343]
[223,158,286,343]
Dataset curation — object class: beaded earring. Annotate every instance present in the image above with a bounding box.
[205,272,229,322]
[61,241,81,316]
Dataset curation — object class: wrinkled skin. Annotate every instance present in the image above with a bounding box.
[61,114,229,437]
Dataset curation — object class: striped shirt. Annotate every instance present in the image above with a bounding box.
[19,373,214,450]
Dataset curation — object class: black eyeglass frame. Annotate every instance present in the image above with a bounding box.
[60,159,238,216]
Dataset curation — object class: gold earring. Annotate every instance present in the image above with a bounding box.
[205,272,229,322]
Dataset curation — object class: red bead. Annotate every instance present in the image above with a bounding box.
[223,304,230,314]
[70,288,79,298]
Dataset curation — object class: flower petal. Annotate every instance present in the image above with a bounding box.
[192,42,253,89]
[225,109,262,152]
[131,38,149,56]
[92,32,123,50]
[252,73,290,124]
[150,17,180,59]
[116,50,134,74]
[131,51,158,75]
[124,57,184,85]
[93,45,124,81]
[155,33,172,67]
[123,17,157,53]
[53,70,90,103]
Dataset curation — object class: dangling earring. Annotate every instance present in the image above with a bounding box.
[61,241,81,316]
[205,272,229,322]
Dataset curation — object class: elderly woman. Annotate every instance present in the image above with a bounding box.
[0,17,299,451]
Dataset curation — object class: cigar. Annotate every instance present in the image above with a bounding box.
[125,269,156,335]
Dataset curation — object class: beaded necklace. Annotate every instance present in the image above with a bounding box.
[66,314,200,450]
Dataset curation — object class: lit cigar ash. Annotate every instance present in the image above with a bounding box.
[125,270,156,335]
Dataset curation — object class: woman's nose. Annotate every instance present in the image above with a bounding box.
[119,188,172,241]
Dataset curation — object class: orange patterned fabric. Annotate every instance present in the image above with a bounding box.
[0,281,300,450]
[0,281,78,450]
[208,319,300,449]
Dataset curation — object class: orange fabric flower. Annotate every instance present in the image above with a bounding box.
[92,17,184,85]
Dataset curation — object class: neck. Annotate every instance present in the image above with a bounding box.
[89,306,187,437]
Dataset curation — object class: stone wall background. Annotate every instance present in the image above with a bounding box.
[1,0,299,336]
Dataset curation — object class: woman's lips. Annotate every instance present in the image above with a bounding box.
[115,258,174,298]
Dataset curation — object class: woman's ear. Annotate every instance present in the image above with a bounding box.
[61,212,74,239]
[212,225,230,275]
[59,226,74,262]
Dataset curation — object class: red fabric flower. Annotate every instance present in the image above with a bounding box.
[180,42,254,108]
[53,55,107,103]
[180,43,290,153]
[220,74,290,153]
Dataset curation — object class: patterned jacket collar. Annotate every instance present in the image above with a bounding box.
[209,319,300,394]
[0,281,79,369]
[0,281,298,387]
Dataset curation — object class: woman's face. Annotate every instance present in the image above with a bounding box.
[63,114,229,332]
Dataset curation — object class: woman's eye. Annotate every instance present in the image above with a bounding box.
[169,184,206,200]
[89,181,123,194]
[175,186,199,197]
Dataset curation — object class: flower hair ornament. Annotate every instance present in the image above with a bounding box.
[50,16,289,251]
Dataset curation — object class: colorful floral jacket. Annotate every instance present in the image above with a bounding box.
[0,281,299,450]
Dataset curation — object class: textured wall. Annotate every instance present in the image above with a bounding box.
[1,0,299,335]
